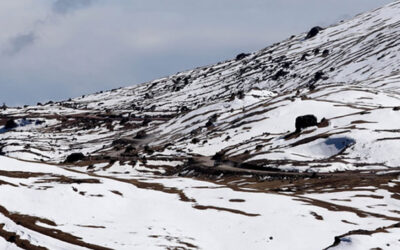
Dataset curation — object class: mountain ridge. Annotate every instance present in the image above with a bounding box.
[0,2,400,249]
[2,0,400,172]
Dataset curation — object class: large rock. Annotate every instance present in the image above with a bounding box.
[295,115,318,132]
[135,130,147,139]
[65,153,85,163]
[235,53,250,61]
[4,119,18,130]
[306,26,323,39]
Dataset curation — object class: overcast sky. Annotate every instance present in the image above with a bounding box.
[0,0,394,106]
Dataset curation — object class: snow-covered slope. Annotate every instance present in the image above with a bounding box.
[3,1,400,170]
[1,1,400,249]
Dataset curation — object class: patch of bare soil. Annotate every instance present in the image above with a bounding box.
[229,199,246,203]
[294,197,400,221]
[0,180,18,187]
[310,211,324,220]
[193,205,260,217]
[66,168,196,203]
[377,137,400,141]
[0,170,47,179]
[0,204,111,250]
[75,225,106,229]
[0,223,48,250]
[110,190,123,196]
[148,234,199,249]
[324,222,400,249]
[34,175,101,185]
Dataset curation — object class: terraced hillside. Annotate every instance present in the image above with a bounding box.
[1,1,400,249]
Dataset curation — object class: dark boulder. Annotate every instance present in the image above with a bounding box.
[282,61,292,69]
[4,119,18,130]
[191,138,200,144]
[172,77,182,84]
[183,77,190,85]
[190,127,201,136]
[237,90,245,99]
[239,67,247,75]
[35,120,45,125]
[135,130,147,139]
[65,153,85,163]
[272,69,289,80]
[300,53,309,61]
[180,106,190,113]
[124,145,136,154]
[322,49,330,57]
[205,120,214,127]
[209,114,218,123]
[112,138,133,146]
[319,117,329,127]
[119,117,129,125]
[144,145,154,155]
[306,26,323,39]
[142,116,151,126]
[314,71,325,81]
[149,105,156,112]
[212,151,225,162]
[295,115,318,132]
[235,53,250,61]
[229,93,236,101]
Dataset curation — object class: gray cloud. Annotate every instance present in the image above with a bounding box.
[3,0,95,56]
[52,0,93,14]
[4,32,36,55]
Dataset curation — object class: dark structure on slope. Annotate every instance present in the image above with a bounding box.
[322,49,330,57]
[235,53,250,61]
[295,115,318,132]
[4,119,18,130]
[65,153,85,163]
[306,26,323,39]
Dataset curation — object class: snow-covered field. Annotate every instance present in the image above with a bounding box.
[0,156,399,249]
[1,1,400,249]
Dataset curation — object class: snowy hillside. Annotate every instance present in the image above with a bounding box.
[1,1,400,249]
